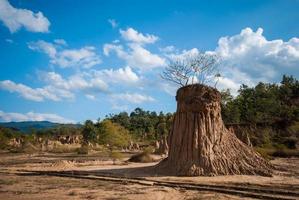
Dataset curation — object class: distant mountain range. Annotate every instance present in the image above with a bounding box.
[0,121,79,133]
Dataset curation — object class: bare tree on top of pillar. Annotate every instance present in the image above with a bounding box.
[161,53,220,87]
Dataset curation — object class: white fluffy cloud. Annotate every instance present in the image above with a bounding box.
[28,40,101,68]
[54,39,67,46]
[29,40,56,57]
[85,94,96,100]
[0,110,74,123]
[95,66,139,84]
[120,27,158,44]
[104,27,165,70]
[159,45,176,53]
[160,82,177,96]
[111,92,155,104]
[216,28,299,63]
[43,71,108,94]
[0,80,73,102]
[201,27,299,95]
[0,70,108,102]
[103,43,165,70]
[166,48,200,60]
[0,0,50,33]
[215,27,299,78]
[216,77,241,96]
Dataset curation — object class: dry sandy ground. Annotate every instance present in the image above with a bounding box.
[0,151,298,200]
[0,173,244,200]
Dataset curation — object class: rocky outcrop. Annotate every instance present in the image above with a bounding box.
[8,138,23,148]
[127,141,140,151]
[156,84,272,176]
[155,135,169,155]
[56,135,81,144]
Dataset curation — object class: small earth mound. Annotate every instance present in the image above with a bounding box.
[128,152,157,163]
[51,160,75,169]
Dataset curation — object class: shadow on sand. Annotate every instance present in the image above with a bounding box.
[16,161,170,179]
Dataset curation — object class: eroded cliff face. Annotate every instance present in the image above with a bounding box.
[156,84,272,176]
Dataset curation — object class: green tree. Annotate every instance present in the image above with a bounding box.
[81,120,97,145]
[220,89,240,123]
[97,120,130,149]
[108,112,130,129]
[237,84,257,123]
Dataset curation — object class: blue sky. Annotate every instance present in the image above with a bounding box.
[0,0,298,123]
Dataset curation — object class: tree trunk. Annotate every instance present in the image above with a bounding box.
[156,84,272,176]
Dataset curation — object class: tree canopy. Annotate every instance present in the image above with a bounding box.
[221,75,299,126]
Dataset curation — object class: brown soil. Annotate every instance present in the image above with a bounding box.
[0,151,298,200]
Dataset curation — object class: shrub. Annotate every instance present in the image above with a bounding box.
[272,149,299,157]
[282,137,297,149]
[109,151,123,164]
[128,151,156,163]
[143,146,155,154]
[255,146,299,158]
[255,147,275,160]
[76,145,89,154]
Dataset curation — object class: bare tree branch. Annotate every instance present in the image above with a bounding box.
[161,52,220,87]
